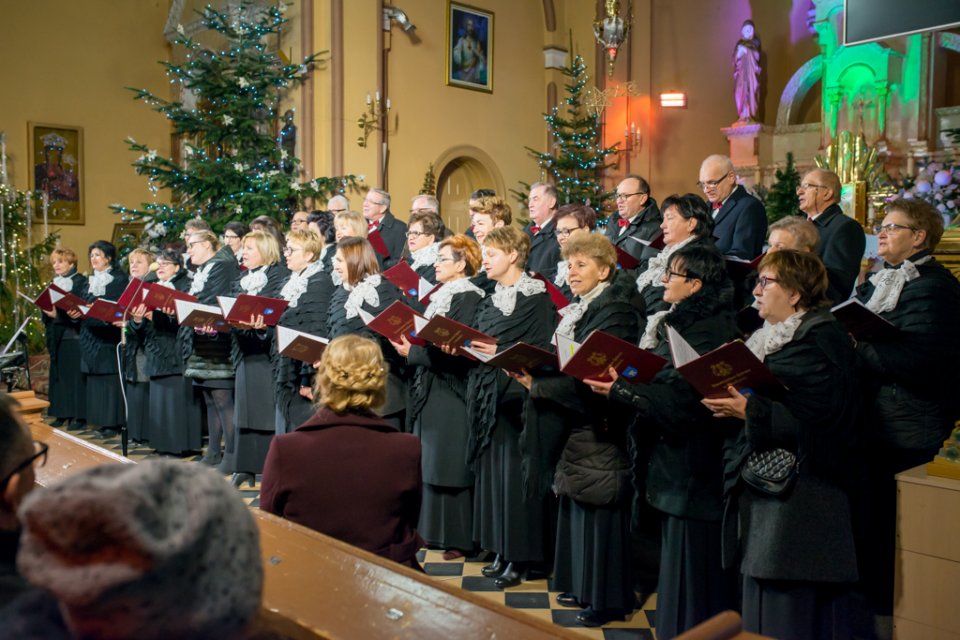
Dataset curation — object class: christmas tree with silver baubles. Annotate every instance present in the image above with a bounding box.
[112,1,359,247]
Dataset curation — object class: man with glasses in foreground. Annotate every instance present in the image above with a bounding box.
[0,392,45,607]
[604,174,662,269]
[698,154,767,260]
[797,168,865,303]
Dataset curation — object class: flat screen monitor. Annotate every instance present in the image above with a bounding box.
[844,0,960,46]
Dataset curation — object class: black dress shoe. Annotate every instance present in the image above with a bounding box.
[94,428,119,439]
[494,562,524,589]
[231,472,255,488]
[480,554,504,578]
[576,607,626,627]
[555,592,581,608]
[67,420,86,432]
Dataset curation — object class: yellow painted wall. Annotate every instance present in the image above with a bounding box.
[0,0,172,272]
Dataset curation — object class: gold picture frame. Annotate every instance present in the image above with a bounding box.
[446,2,493,93]
[27,122,84,225]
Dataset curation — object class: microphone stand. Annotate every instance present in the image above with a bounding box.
[117,271,153,458]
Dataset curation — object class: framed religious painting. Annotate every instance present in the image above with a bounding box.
[446,3,493,93]
[27,122,84,225]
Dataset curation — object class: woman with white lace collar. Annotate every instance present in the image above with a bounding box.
[390,234,485,561]
[42,248,88,429]
[307,210,337,274]
[515,234,642,626]
[634,193,715,323]
[464,226,557,590]
[703,250,859,640]
[180,230,240,467]
[853,198,960,623]
[224,231,289,487]
[75,240,129,439]
[405,210,444,284]
[586,245,739,635]
[127,249,202,458]
[273,229,334,435]
[550,204,597,302]
[222,221,249,265]
[117,248,156,446]
[326,237,404,428]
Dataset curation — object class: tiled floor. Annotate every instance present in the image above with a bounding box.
[55,419,659,639]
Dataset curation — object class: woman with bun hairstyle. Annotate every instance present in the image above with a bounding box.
[259,335,424,569]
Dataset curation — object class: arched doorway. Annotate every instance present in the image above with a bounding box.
[434,146,505,234]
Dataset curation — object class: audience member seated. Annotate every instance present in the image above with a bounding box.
[260,335,424,570]
[1,460,262,640]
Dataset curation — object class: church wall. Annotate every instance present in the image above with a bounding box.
[0,0,172,271]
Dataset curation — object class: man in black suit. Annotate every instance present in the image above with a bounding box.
[799,168,865,304]
[603,174,662,270]
[363,188,407,269]
[524,182,562,280]
[699,154,767,259]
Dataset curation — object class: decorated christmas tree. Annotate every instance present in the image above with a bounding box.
[515,52,619,215]
[764,152,802,223]
[112,1,359,247]
[420,163,437,196]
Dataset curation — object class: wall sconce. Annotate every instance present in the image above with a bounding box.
[357,92,391,148]
[593,0,631,77]
[660,92,687,108]
[624,122,642,153]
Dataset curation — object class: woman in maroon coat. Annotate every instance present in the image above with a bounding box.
[259,334,424,569]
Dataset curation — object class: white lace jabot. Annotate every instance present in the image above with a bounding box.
[635,235,696,292]
[189,262,213,295]
[554,260,569,288]
[88,269,114,297]
[424,277,485,319]
[553,280,608,340]
[639,305,676,349]
[491,272,546,316]
[344,274,382,319]
[865,255,933,314]
[746,310,806,362]
[410,243,440,272]
[239,266,269,296]
[53,273,74,293]
[279,260,323,308]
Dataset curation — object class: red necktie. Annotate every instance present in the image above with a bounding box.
[530,225,541,234]
[712,201,722,210]
[617,218,629,228]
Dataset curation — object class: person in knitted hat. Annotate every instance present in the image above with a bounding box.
[1,459,263,640]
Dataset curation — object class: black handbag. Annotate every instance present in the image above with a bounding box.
[741,448,799,497]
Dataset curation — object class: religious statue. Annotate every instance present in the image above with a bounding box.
[278,109,297,174]
[733,20,761,123]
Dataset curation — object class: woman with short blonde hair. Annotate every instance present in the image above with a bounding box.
[334,210,368,241]
[43,247,87,427]
[260,335,424,569]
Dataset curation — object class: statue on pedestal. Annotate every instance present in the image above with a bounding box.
[278,109,296,174]
[734,20,761,123]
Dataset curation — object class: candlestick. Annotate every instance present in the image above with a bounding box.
[0,202,5,280]
[0,131,7,187]
[42,191,49,239]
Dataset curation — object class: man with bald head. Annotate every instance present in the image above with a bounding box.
[327,194,349,215]
[698,154,767,259]
[798,168,865,303]
[604,174,662,269]
[525,182,562,279]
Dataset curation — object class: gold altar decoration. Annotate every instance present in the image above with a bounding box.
[815,130,885,225]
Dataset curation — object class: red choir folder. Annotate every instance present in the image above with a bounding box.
[530,272,571,310]
[627,232,666,252]
[724,252,766,277]
[82,299,126,323]
[461,342,557,374]
[174,300,231,333]
[383,260,435,300]
[30,284,59,313]
[555,330,666,384]
[217,294,289,327]
[357,300,426,345]
[48,288,88,315]
[412,314,496,352]
[276,325,329,364]
[367,229,390,257]
[830,298,899,341]
[614,247,640,270]
[117,278,149,309]
[141,283,198,311]
[667,326,785,399]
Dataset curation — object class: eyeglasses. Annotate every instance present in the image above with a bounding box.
[364,199,386,207]
[0,441,48,489]
[156,260,178,268]
[873,223,916,235]
[187,241,206,248]
[409,208,435,215]
[756,276,780,290]
[615,191,645,200]
[329,208,347,214]
[556,226,583,238]
[222,234,239,240]
[797,182,825,191]
[697,172,733,190]
[435,256,457,264]
[283,246,304,255]
[406,230,431,238]
[663,269,697,282]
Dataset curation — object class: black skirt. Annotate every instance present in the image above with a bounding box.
[472,410,547,563]
[47,332,85,420]
[656,514,736,639]
[124,380,151,442]
[148,374,203,454]
[553,495,636,612]
[742,574,853,640]
[85,373,125,429]
[234,355,276,431]
[418,484,474,551]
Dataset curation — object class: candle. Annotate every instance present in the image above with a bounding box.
[386,98,391,110]
[375,91,380,102]
[42,191,48,238]
[0,131,7,187]
[366,94,371,105]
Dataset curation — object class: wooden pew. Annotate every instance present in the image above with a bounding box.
[25,422,583,640]
[675,611,771,640]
